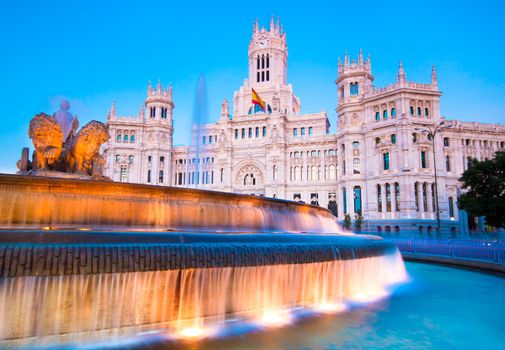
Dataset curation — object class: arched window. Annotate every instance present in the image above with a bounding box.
[431,183,436,213]
[266,54,269,68]
[410,106,414,115]
[255,127,259,137]
[385,183,391,212]
[294,166,299,181]
[352,141,360,149]
[301,127,306,136]
[235,129,238,140]
[329,165,336,180]
[422,183,428,212]
[248,128,252,138]
[395,182,400,212]
[377,184,382,212]
[311,150,318,157]
[299,166,303,181]
[417,107,422,116]
[123,134,129,142]
[308,127,313,135]
[391,134,397,144]
[115,154,120,162]
[443,137,449,146]
[262,127,267,137]
[241,128,245,139]
[117,131,122,142]
[353,158,360,174]
[293,128,298,136]
[414,182,419,211]
[425,107,429,116]
[353,186,362,214]
[448,196,455,218]
[342,187,347,214]
[391,108,397,117]
[159,170,164,183]
[273,165,278,180]
[261,54,265,69]
[375,112,380,121]
[311,166,318,181]
[128,155,134,163]
[220,168,224,182]
[375,137,381,145]
[383,110,388,119]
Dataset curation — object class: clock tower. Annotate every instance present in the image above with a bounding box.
[248,17,288,88]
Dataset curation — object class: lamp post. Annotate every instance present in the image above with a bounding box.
[415,121,449,234]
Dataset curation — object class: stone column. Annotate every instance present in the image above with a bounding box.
[416,182,423,217]
[426,183,433,218]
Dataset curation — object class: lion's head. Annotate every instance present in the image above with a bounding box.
[28,113,64,165]
[73,121,110,161]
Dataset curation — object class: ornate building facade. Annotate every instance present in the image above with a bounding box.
[103,18,505,235]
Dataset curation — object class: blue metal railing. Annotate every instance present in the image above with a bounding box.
[386,238,505,264]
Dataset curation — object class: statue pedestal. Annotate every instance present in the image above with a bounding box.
[29,170,110,181]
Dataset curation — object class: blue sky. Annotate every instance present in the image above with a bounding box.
[1,0,504,173]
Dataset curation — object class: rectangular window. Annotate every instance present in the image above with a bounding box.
[383,152,390,170]
[242,128,245,138]
[266,70,269,81]
[261,71,265,81]
[395,183,400,212]
[209,136,213,144]
[248,128,252,138]
[446,156,451,171]
[421,151,427,168]
[255,127,259,137]
[262,127,267,137]
[147,170,151,183]
[377,185,382,212]
[202,136,206,144]
[235,129,238,140]
[309,127,313,135]
[449,196,455,218]
[257,72,260,82]
[410,106,414,115]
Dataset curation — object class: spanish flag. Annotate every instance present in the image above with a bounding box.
[251,88,266,111]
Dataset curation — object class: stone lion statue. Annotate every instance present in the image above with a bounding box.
[28,113,64,170]
[66,121,110,175]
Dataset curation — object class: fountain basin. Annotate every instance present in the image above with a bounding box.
[0,174,338,233]
[0,231,406,346]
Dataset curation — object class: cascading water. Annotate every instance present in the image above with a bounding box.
[0,247,406,346]
[0,174,408,348]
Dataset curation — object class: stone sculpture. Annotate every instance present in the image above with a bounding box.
[66,120,110,175]
[28,113,64,170]
[18,100,110,179]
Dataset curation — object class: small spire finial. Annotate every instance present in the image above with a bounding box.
[397,61,406,84]
[431,65,438,86]
[270,15,274,31]
[110,101,116,117]
[358,49,363,65]
[147,81,153,95]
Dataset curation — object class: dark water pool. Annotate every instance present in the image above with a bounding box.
[102,262,505,350]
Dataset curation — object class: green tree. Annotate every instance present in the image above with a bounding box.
[354,213,364,231]
[343,214,352,230]
[458,151,505,228]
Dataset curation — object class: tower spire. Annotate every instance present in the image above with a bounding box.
[147,81,153,95]
[397,61,406,84]
[157,79,162,94]
[431,65,438,86]
[358,48,363,65]
[270,15,274,31]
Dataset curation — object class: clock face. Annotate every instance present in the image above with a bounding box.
[258,40,267,48]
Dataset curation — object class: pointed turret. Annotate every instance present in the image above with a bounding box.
[397,61,406,84]
[147,81,153,95]
[110,101,116,117]
[270,15,274,31]
[157,79,162,94]
[431,65,438,86]
[358,49,363,65]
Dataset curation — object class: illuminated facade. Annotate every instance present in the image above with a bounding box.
[103,18,505,234]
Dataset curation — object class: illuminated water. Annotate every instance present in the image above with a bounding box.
[80,262,505,350]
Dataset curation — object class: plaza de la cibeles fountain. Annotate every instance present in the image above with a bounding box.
[0,101,407,348]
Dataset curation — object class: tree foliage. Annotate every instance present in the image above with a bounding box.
[458,151,505,228]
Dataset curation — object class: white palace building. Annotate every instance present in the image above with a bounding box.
[103,18,505,236]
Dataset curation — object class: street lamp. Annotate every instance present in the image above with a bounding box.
[415,121,450,233]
